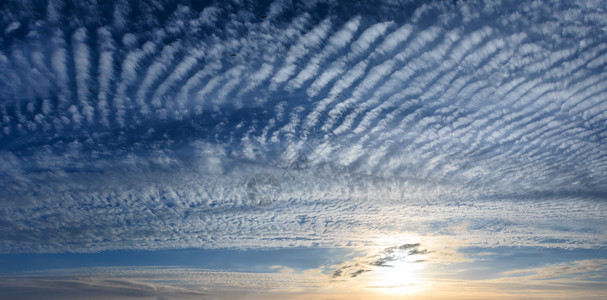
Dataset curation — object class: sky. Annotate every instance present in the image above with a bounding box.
[0,0,606,299]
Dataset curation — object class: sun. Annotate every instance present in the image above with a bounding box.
[367,246,426,295]
[376,260,424,294]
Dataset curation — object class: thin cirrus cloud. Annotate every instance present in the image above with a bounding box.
[0,0,605,265]
[0,267,326,300]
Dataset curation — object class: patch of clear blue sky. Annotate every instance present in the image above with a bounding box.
[2,246,606,281]
[447,247,607,280]
[0,247,359,274]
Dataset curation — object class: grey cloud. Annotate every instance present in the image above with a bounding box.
[0,277,207,300]
[350,269,369,278]
[331,243,428,279]
[369,243,427,267]
[0,266,326,299]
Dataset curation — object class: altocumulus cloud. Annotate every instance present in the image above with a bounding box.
[0,0,606,254]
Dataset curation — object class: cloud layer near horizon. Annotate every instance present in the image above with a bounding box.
[1,0,606,253]
[2,258,606,300]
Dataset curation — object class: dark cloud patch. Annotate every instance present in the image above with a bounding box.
[331,243,428,280]
[350,269,370,278]
[331,268,342,278]
[370,243,428,267]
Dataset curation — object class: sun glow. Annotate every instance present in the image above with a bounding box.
[365,245,427,295]
[373,256,424,294]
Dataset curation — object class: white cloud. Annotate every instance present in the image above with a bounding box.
[96,27,115,127]
[135,42,181,114]
[270,18,332,90]
[0,0,606,254]
[50,29,71,109]
[286,16,361,91]
[307,21,393,98]
[3,21,20,35]
[72,28,94,124]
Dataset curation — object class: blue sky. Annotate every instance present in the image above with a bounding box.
[1,0,606,298]
[0,247,357,274]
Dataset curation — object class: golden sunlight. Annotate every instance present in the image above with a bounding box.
[368,249,425,294]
